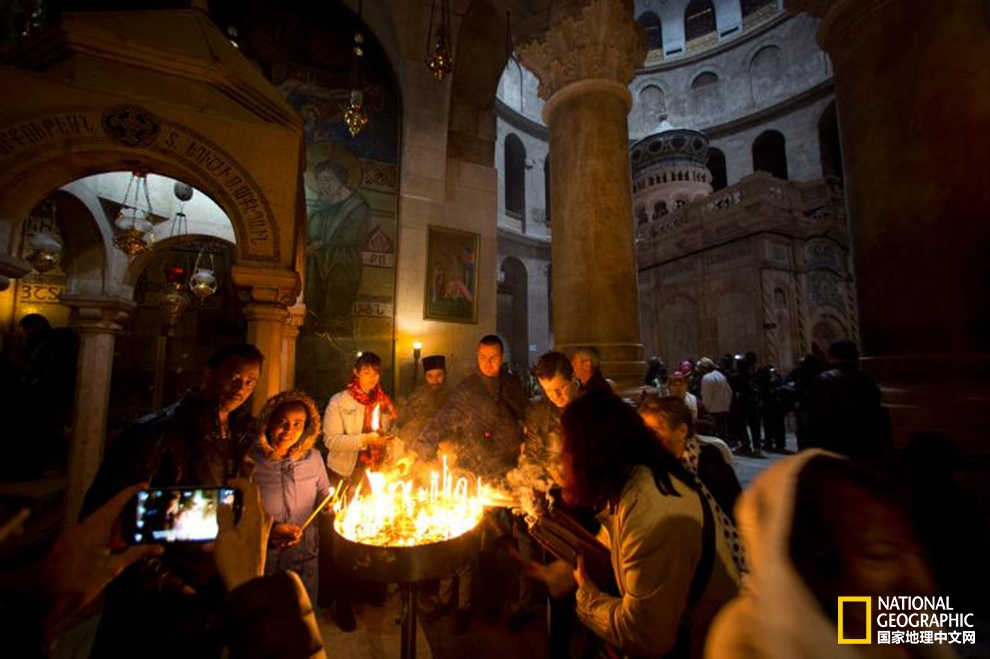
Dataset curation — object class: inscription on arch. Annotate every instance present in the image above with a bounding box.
[0,105,280,263]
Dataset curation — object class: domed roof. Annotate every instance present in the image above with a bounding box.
[630,119,710,171]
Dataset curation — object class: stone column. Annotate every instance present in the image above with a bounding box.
[281,303,305,392]
[231,266,299,414]
[786,1,990,452]
[62,295,135,523]
[517,0,647,385]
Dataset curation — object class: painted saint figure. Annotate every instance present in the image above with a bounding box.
[305,158,371,334]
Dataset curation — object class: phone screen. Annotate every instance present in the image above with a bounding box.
[132,487,236,544]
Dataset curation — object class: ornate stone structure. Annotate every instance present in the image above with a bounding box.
[636,172,855,371]
[631,120,714,228]
[517,0,647,384]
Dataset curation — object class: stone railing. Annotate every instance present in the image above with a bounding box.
[635,173,844,248]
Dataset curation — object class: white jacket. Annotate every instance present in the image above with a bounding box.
[576,466,741,659]
[322,390,367,478]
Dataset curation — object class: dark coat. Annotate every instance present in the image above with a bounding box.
[82,389,257,659]
[223,570,327,659]
[414,371,527,480]
[398,383,449,448]
[581,369,614,396]
[807,361,890,460]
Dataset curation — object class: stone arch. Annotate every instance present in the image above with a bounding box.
[685,0,717,41]
[504,133,527,223]
[691,71,721,118]
[498,256,529,371]
[638,84,666,131]
[0,110,280,265]
[811,314,846,354]
[638,11,663,51]
[753,129,789,179]
[707,147,728,190]
[749,44,784,106]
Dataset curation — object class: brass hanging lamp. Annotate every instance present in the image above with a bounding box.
[425,0,453,82]
[27,199,63,273]
[113,170,155,258]
[343,0,370,138]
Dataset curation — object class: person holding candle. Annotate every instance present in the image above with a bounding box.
[320,351,396,631]
[251,391,330,603]
[560,390,741,659]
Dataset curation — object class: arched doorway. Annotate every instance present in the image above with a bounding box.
[708,147,728,190]
[505,133,527,230]
[753,130,789,179]
[497,256,529,374]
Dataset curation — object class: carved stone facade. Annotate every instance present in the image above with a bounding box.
[636,172,857,372]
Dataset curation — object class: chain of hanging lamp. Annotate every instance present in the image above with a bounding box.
[343,0,370,138]
[425,0,453,82]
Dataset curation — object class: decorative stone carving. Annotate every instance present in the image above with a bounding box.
[804,238,842,272]
[516,0,647,101]
[807,270,846,311]
[101,104,160,148]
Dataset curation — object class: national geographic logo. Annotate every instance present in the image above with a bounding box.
[837,597,871,644]
[838,597,977,646]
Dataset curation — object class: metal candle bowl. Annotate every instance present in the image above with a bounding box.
[332,522,480,583]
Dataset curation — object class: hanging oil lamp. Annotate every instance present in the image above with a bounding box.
[425,0,453,82]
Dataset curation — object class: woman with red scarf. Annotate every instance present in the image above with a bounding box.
[320,351,396,631]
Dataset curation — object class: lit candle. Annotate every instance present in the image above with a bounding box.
[371,404,380,432]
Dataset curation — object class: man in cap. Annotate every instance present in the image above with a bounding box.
[398,355,449,451]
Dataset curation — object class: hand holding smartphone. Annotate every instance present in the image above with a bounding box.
[129,486,242,544]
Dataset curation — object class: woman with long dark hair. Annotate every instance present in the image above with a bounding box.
[561,391,740,659]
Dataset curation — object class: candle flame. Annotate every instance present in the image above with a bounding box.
[334,453,490,547]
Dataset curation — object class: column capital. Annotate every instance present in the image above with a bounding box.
[230,265,300,307]
[516,0,646,102]
[61,294,136,334]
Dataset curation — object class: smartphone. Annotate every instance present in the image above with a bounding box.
[129,486,241,544]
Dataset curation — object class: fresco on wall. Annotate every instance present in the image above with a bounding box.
[236,0,401,405]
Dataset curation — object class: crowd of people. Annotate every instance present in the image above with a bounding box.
[1,336,986,659]
[642,340,891,462]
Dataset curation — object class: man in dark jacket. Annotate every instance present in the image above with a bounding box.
[414,335,526,632]
[415,336,526,480]
[81,344,263,659]
[570,346,614,395]
[807,339,890,461]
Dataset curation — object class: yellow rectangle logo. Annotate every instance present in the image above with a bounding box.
[838,597,871,644]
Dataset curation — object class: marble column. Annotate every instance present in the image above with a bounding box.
[62,295,135,524]
[786,1,990,453]
[281,303,306,392]
[517,0,648,385]
[231,266,299,414]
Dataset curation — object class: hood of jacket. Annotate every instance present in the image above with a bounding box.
[255,391,322,461]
